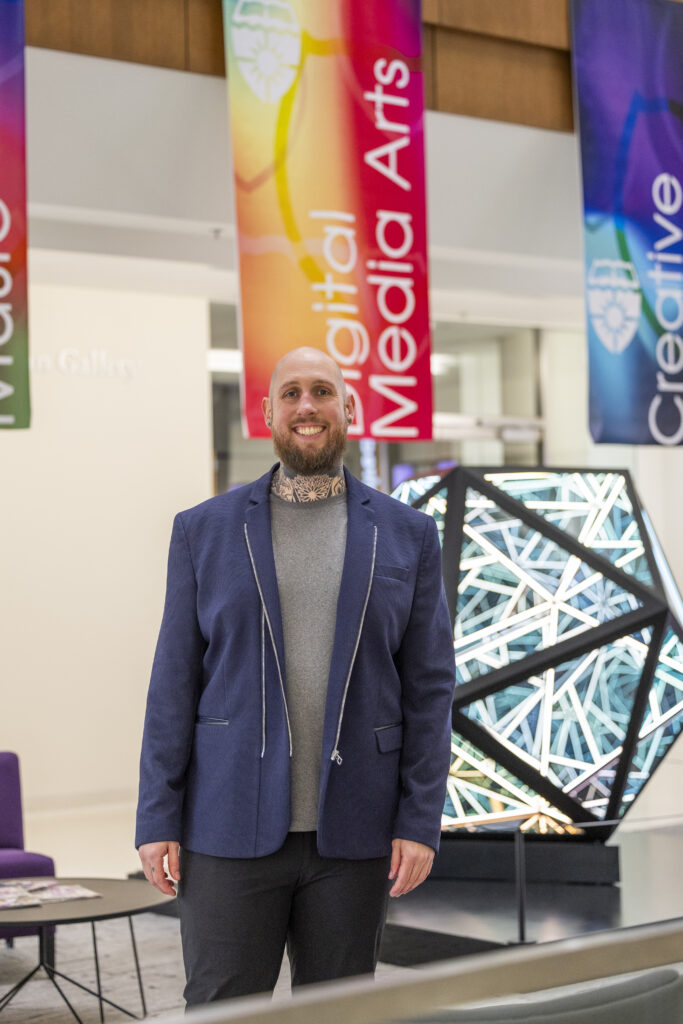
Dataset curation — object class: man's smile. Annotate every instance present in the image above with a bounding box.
[293,425,325,436]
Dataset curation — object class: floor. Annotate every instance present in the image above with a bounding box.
[387,877,621,946]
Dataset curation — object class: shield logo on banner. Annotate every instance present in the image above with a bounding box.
[230,0,302,104]
[586,259,642,354]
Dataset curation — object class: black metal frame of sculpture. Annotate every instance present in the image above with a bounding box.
[397,467,683,840]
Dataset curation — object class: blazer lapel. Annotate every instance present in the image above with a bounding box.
[244,470,286,680]
[323,470,377,756]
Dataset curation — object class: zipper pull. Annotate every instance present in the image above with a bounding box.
[332,749,343,766]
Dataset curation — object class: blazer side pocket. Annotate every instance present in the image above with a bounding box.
[375,723,403,753]
[374,565,410,582]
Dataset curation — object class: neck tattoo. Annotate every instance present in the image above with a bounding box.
[271,465,346,503]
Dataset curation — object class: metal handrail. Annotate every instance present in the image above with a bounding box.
[152,916,683,1024]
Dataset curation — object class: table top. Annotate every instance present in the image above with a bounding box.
[0,876,175,926]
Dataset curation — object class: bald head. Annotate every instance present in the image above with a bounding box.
[261,346,355,474]
[269,347,346,402]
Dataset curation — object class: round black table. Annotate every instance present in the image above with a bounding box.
[0,876,175,1023]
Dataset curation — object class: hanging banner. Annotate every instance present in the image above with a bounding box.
[0,0,29,429]
[222,0,432,439]
[571,0,683,445]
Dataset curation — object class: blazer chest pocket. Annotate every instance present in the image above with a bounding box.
[195,716,230,726]
[375,723,403,753]
[374,564,409,582]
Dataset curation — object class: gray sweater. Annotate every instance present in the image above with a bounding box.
[270,492,348,831]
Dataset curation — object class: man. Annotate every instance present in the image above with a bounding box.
[136,346,455,1005]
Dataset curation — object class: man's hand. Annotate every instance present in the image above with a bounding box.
[138,841,180,896]
[388,838,434,897]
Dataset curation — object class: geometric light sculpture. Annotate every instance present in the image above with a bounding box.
[394,468,683,837]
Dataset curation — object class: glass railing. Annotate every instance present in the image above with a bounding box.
[149,915,683,1024]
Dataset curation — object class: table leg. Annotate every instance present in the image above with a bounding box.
[0,963,86,1024]
[45,967,141,1019]
[128,916,147,1018]
[0,963,42,1012]
[1,910,153,1020]
[48,971,86,1024]
[91,920,105,1023]
[39,926,56,974]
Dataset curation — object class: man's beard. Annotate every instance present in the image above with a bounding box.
[273,422,347,476]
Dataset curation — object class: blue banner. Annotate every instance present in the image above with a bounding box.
[571,0,683,445]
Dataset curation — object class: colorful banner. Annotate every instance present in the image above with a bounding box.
[222,0,432,440]
[571,0,683,445]
[0,0,29,429]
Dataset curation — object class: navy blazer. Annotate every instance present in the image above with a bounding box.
[136,466,455,859]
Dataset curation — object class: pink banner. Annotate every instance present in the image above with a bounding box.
[223,0,432,440]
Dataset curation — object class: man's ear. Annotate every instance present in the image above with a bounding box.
[345,393,356,424]
[262,396,272,428]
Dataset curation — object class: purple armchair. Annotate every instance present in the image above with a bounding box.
[0,752,56,965]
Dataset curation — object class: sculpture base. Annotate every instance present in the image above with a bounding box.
[433,833,619,884]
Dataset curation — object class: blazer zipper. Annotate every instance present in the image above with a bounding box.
[260,606,266,757]
[244,523,293,756]
[330,524,377,767]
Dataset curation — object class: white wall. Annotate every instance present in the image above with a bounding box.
[1,280,211,870]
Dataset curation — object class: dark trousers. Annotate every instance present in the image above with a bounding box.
[178,832,391,1006]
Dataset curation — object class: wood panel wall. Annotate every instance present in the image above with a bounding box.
[26,0,672,134]
[422,0,573,131]
[25,0,226,75]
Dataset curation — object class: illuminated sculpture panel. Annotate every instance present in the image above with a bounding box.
[394,468,683,836]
